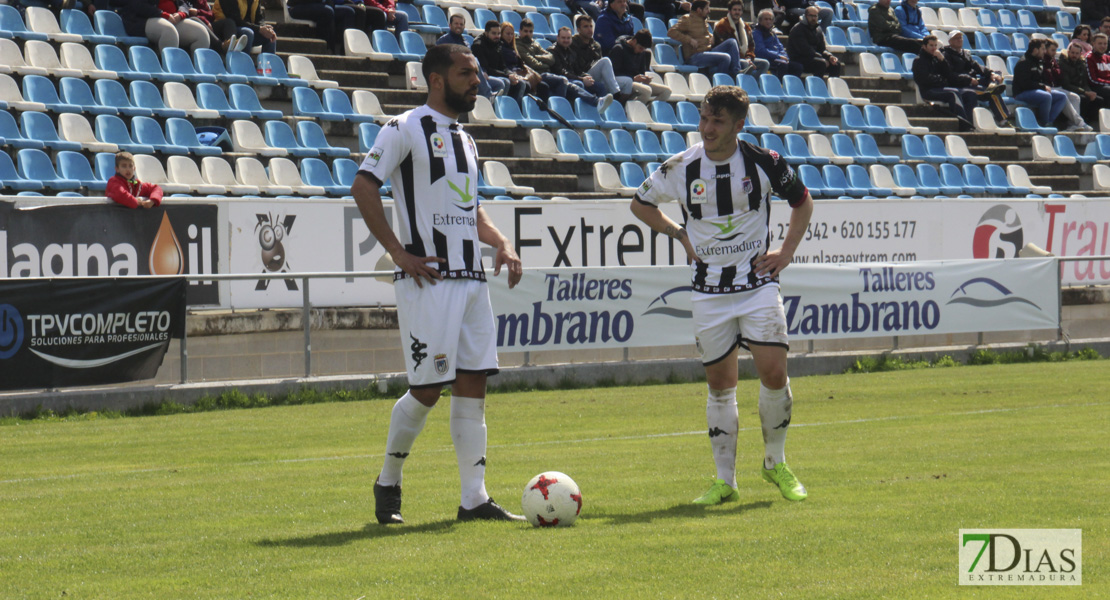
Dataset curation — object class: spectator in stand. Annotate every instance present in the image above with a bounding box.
[1087,33,1110,104]
[669,0,744,76]
[644,0,689,22]
[914,35,976,130]
[1044,39,1094,130]
[500,21,552,99]
[213,0,276,55]
[1101,15,1110,36]
[595,0,634,53]
[1072,24,1093,55]
[441,16,500,98]
[781,0,832,30]
[942,30,1010,124]
[567,0,602,20]
[608,29,672,102]
[553,26,623,104]
[518,19,613,110]
[1061,40,1104,121]
[869,0,922,54]
[107,152,163,209]
[118,0,202,51]
[1082,0,1110,26]
[895,0,927,42]
[364,0,409,38]
[787,6,840,77]
[715,0,770,76]
[286,0,351,55]
[753,8,803,78]
[471,20,526,100]
[157,0,219,52]
[571,15,633,99]
[1013,39,1070,128]
[437,13,468,45]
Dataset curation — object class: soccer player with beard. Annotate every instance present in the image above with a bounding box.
[629,86,813,505]
[351,44,525,524]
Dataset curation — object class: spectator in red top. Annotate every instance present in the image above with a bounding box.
[363,0,409,38]
[155,0,212,51]
[1087,33,1110,103]
[107,152,164,210]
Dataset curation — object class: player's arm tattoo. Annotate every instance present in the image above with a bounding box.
[664,225,688,241]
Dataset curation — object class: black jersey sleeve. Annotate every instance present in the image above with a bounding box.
[747,143,808,207]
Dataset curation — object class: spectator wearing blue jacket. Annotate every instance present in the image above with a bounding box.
[753,9,804,78]
[595,0,634,52]
[895,0,928,40]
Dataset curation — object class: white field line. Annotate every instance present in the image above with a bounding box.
[1,401,1106,486]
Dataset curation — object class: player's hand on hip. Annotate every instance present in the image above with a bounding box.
[754,248,792,278]
[494,244,523,289]
[393,251,445,288]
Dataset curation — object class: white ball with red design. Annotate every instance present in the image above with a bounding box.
[521,471,582,527]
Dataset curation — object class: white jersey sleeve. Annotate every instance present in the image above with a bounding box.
[634,156,683,206]
[357,118,410,186]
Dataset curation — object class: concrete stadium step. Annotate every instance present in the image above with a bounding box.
[495,157,594,176]
[513,173,581,193]
[274,36,330,56]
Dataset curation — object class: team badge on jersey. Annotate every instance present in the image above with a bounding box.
[690,179,708,204]
[368,147,384,167]
[434,353,449,375]
[742,176,753,194]
[430,133,448,158]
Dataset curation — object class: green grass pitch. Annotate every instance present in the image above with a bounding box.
[1,361,1106,599]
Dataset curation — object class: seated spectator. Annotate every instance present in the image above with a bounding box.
[869,0,922,54]
[714,0,769,75]
[1101,15,1110,37]
[608,29,672,102]
[1082,0,1110,27]
[518,19,613,110]
[644,0,690,22]
[566,0,603,21]
[914,35,976,130]
[895,0,927,42]
[572,15,634,99]
[213,0,276,55]
[1087,33,1110,104]
[787,6,840,77]
[437,13,468,45]
[286,0,350,54]
[471,20,526,100]
[501,21,552,99]
[1043,39,1093,130]
[595,0,634,53]
[669,0,743,76]
[781,0,832,30]
[364,0,409,38]
[441,16,497,98]
[1013,39,1071,128]
[942,30,1010,124]
[1072,24,1093,56]
[117,0,196,51]
[157,0,218,52]
[753,8,803,78]
[108,152,163,209]
[1061,40,1105,121]
[553,25,622,105]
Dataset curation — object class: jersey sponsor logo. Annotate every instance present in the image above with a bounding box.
[448,175,476,211]
[709,215,743,241]
[690,179,708,204]
[638,179,652,194]
[430,132,448,157]
[434,353,449,375]
[367,146,384,167]
[780,168,796,187]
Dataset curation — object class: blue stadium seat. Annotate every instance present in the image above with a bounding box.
[832,3,864,27]
[880,52,912,79]
[93,9,147,45]
[989,32,1020,56]
[846,164,892,196]
[93,151,115,182]
[23,74,81,113]
[762,74,803,103]
[613,128,657,161]
[831,133,869,164]
[265,120,319,157]
[1012,32,1030,54]
[94,44,149,81]
[422,6,450,32]
[323,88,376,124]
[840,104,885,133]
[823,164,867,196]
[400,31,428,59]
[825,25,852,51]
[0,151,43,190]
[297,121,351,157]
[373,30,421,61]
[226,51,279,86]
[0,110,44,149]
[786,133,828,165]
[797,164,829,197]
[940,162,983,194]
[893,163,936,195]
[804,75,845,104]
[675,101,700,130]
[971,31,994,56]
[333,157,358,189]
[963,164,1008,195]
[228,84,282,120]
[864,104,904,134]
[585,129,633,161]
[400,3,438,34]
[1053,135,1097,164]
[0,5,49,41]
[1014,106,1056,134]
[916,163,961,195]
[59,77,115,115]
[984,163,1027,195]
[634,129,668,161]
[292,86,343,121]
[654,43,696,73]
[256,53,307,87]
[197,83,252,119]
[846,26,882,52]
[738,132,759,145]
[165,118,221,156]
[619,162,647,189]
[1055,10,1076,31]
[1092,134,1110,159]
[548,95,590,128]
[358,122,381,153]
[129,46,184,82]
[902,134,937,162]
[574,97,620,130]
[476,171,505,196]
[94,114,155,154]
[602,100,645,130]
[60,9,114,44]
[856,133,899,164]
[556,129,602,161]
[924,134,964,163]
[193,48,248,84]
[129,80,188,118]
[761,133,802,165]
[651,102,695,132]
[20,111,81,151]
[132,116,188,155]
[17,148,80,189]
[547,0,571,16]
[300,157,348,195]
[1017,9,1053,33]
[524,12,557,39]
[645,17,671,45]
[163,47,217,83]
[782,104,837,133]
[495,96,542,128]
[661,130,686,155]
[523,95,559,128]
[94,78,152,117]
[473,8,497,29]
[56,150,105,191]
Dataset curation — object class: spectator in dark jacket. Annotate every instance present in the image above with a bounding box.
[787,6,840,77]
[869,0,921,54]
[572,15,634,98]
[644,0,689,22]
[608,29,672,101]
[436,13,468,45]
[942,30,1010,123]
[1013,39,1069,126]
[1082,0,1110,26]
[781,0,832,30]
[213,0,276,54]
[595,0,634,52]
[753,8,803,78]
[1085,33,1110,104]
[471,21,526,100]
[914,35,977,129]
[553,25,623,101]
[1060,40,1104,120]
[1043,39,1093,130]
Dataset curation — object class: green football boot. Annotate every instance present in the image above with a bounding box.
[762,462,807,501]
[692,478,740,505]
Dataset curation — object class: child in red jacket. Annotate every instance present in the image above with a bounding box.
[106,152,164,209]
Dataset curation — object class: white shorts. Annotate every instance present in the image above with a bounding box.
[691,283,789,366]
[394,278,499,388]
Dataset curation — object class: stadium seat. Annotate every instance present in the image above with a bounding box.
[809,133,852,165]
[840,104,885,133]
[256,53,308,87]
[129,46,184,83]
[225,51,279,86]
[830,133,869,164]
[162,118,221,157]
[267,157,323,196]
[231,120,286,157]
[0,151,43,190]
[824,25,850,52]
[653,43,695,73]
[59,43,115,80]
[855,133,899,164]
[299,157,348,195]
[166,155,225,195]
[470,95,514,127]
[529,128,578,161]
[344,28,383,59]
[962,164,1008,195]
[557,129,603,161]
[1092,164,1110,191]
[924,134,964,163]
[0,5,49,41]
[573,97,620,130]
[358,122,381,153]
[325,89,377,124]
[297,121,350,158]
[781,104,837,133]
[827,76,868,105]
[745,103,791,134]
[660,130,686,155]
[858,52,899,80]
[1031,134,1073,163]
[124,81,183,119]
[233,156,292,195]
[225,84,281,120]
[940,162,983,194]
[1006,164,1050,195]
[194,48,247,84]
[0,72,46,111]
[332,158,358,191]
[92,114,153,154]
[675,101,700,131]
[958,7,989,32]
[973,106,1016,134]
[263,120,317,157]
[592,162,634,195]
[484,160,535,195]
[916,163,961,195]
[1017,9,1053,33]
[662,72,691,102]
[494,96,541,129]
[686,72,710,102]
[1052,135,1097,164]
[548,95,591,128]
[984,163,1028,195]
[17,148,80,189]
[163,47,217,83]
[945,135,989,164]
[21,111,82,151]
[877,105,919,134]
[619,162,647,189]
[57,150,105,191]
[371,29,421,62]
[292,86,343,121]
[880,52,912,79]
[131,153,189,194]
[737,73,764,102]
[1090,134,1110,159]
[634,129,668,161]
[93,44,148,81]
[287,54,338,89]
[1015,107,1057,134]
[522,94,560,128]
[822,164,866,196]
[200,156,257,195]
[1,38,49,76]
[760,133,800,165]
[59,9,114,45]
[197,83,252,119]
[869,164,915,196]
[94,78,153,117]
[132,116,188,155]
[797,164,830,197]
[649,101,691,132]
[761,74,803,103]
[805,76,846,105]
[93,9,147,45]
[783,133,825,165]
[584,129,631,162]
[23,74,81,113]
[57,112,118,153]
[603,100,646,130]
[0,109,43,149]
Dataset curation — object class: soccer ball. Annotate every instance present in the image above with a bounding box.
[521,471,582,527]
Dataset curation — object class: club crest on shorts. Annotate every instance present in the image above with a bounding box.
[430,133,448,158]
[434,353,449,375]
[690,179,708,204]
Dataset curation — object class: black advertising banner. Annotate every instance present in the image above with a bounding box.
[0,277,185,391]
[0,203,219,306]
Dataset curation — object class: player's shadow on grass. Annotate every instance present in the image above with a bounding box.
[583,500,773,526]
[256,519,457,547]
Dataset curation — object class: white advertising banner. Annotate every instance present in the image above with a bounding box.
[487,258,1060,351]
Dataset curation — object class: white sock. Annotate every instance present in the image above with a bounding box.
[377,392,432,487]
[706,386,738,488]
[450,395,490,510]
[759,379,792,470]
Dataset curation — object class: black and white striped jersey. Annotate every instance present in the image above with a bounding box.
[635,141,808,294]
[358,104,485,282]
